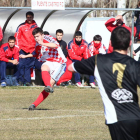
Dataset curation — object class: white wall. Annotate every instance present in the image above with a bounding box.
[80,17,111,49]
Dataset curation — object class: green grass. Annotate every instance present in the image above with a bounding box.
[1,86,138,140]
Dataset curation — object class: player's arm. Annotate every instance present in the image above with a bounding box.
[68,56,96,75]
[0,26,3,41]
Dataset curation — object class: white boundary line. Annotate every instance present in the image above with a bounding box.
[0,114,104,121]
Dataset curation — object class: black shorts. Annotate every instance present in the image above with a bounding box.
[107,120,140,140]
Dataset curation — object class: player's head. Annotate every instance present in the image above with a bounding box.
[32,27,44,43]
[8,36,16,48]
[43,31,49,35]
[26,11,34,24]
[93,35,102,44]
[56,29,63,41]
[111,27,130,51]
[74,31,82,45]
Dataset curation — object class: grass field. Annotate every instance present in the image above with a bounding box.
[1,86,139,140]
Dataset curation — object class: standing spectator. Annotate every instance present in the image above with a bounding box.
[105,15,131,53]
[0,36,19,87]
[68,27,140,140]
[88,35,106,88]
[15,11,37,86]
[68,31,89,87]
[134,1,140,43]
[28,28,67,110]
[56,29,72,86]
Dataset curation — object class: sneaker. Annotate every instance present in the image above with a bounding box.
[1,82,6,87]
[90,82,96,88]
[18,81,23,86]
[28,104,36,111]
[76,82,83,87]
[44,86,54,93]
[24,82,33,86]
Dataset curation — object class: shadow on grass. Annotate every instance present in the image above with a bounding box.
[22,108,54,110]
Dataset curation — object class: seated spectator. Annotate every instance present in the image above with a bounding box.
[0,36,19,87]
[88,35,106,88]
[55,29,73,86]
[68,31,89,87]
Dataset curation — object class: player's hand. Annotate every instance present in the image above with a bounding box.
[19,54,26,58]
[133,51,136,56]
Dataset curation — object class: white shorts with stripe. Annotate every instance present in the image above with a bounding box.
[42,61,66,82]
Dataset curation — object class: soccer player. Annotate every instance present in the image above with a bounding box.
[88,35,106,88]
[15,11,37,86]
[0,36,19,87]
[28,27,67,110]
[68,27,140,140]
[68,31,89,87]
[105,15,131,53]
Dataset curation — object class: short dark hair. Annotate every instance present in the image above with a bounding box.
[111,27,130,51]
[43,31,49,35]
[8,36,15,41]
[26,11,34,18]
[93,35,102,41]
[74,31,82,37]
[32,27,43,36]
[56,29,63,34]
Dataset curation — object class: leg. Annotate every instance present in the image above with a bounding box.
[0,61,7,84]
[24,57,35,85]
[89,75,96,88]
[28,90,50,110]
[34,59,42,72]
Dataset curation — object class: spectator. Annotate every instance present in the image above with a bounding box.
[88,35,106,88]
[28,28,67,110]
[134,1,140,43]
[15,11,37,86]
[68,31,89,87]
[0,36,19,87]
[105,15,131,53]
[68,27,140,140]
[56,29,73,86]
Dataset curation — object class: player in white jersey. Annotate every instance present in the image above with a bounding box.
[28,28,67,110]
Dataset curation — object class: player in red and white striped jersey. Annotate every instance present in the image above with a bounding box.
[28,28,67,110]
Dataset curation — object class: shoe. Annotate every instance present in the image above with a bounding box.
[28,104,36,111]
[60,82,66,86]
[76,82,83,87]
[68,80,75,86]
[1,82,6,87]
[18,81,23,86]
[24,82,33,86]
[90,82,96,88]
[44,86,54,93]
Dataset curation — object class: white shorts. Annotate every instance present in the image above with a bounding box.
[42,61,66,82]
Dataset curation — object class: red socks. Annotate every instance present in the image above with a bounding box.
[33,90,49,107]
[42,71,51,86]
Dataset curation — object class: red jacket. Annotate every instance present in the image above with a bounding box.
[15,20,38,54]
[105,18,131,53]
[68,39,89,61]
[0,43,19,62]
[0,26,3,41]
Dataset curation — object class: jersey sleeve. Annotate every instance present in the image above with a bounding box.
[0,26,3,41]
[105,18,116,32]
[0,46,9,62]
[73,56,95,75]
